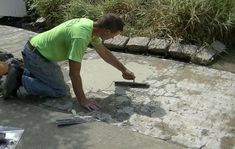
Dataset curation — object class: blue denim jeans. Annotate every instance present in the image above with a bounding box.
[21,43,67,97]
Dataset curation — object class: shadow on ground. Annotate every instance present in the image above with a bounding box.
[1,85,166,124]
[93,95,165,122]
[0,85,168,148]
[78,86,167,123]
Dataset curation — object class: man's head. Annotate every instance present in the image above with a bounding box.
[93,13,124,40]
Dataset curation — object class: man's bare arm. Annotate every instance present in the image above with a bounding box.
[94,44,135,80]
[93,44,135,80]
[69,60,86,102]
[94,44,127,71]
[69,59,99,110]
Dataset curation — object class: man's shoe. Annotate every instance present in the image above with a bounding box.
[2,58,24,99]
[17,86,29,98]
[0,51,13,62]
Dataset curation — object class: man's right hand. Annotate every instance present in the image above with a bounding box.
[122,69,135,80]
[80,99,100,111]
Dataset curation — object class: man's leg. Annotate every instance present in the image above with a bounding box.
[21,44,67,97]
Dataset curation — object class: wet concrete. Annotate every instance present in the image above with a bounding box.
[71,52,235,149]
[0,25,235,149]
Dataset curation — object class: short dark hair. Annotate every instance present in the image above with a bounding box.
[94,13,125,32]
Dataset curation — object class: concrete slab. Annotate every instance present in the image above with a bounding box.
[69,51,235,149]
[0,25,234,149]
[0,100,184,149]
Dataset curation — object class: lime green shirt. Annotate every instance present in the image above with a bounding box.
[30,18,102,62]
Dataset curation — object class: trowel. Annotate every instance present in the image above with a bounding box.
[114,79,150,88]
[55,109,96,127]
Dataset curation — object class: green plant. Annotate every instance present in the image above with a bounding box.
[29,0,235,45]
[33,0,70,26]
[62,0,103,21]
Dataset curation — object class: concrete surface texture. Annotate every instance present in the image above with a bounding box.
[70,51,235,149]
[0,99,183,149]
[0,0,26,17]
[0,25,234,149]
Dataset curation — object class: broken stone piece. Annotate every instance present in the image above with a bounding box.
[126,37,150,53]
[191,46,217,65]
[210,40,226,53]
[34,17,46,27]
[104,35,129,51]
[36,17,46,24]
[148,38,170,54]
[169,43,198,60]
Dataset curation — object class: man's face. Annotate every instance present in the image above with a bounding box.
[101,30,121,40]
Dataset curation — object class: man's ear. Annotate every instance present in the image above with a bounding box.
[105,29,112,34]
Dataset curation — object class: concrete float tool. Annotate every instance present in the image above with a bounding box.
[55,110,95,126]
[114,80,150,88]
[55,110,85,126]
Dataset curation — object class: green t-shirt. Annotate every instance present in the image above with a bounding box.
[30,18,102,62]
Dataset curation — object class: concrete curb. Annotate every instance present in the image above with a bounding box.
[0,25,227,66]
[104,35,226,66]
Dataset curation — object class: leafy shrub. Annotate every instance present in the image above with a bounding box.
[32,0,70,26]
[30,0,235,45]
[62,0,103,21]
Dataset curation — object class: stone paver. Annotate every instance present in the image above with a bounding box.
[148,38,170,54]
[104,35,129,51]
[169,43,198,60]
[126,37,150,53]
[0,25,234,149]
[191,46,217,65]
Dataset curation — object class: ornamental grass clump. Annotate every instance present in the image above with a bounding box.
[31,0,235,45]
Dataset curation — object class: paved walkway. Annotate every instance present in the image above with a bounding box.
[0,25,234,149]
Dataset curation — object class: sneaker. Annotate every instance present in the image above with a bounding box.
[17,86,29,98]
[0,51,13,62]
[2,58,24,99]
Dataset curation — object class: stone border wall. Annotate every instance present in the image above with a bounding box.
[104,35,226,65]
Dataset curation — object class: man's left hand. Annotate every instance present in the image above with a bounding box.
[122,69,135,80]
